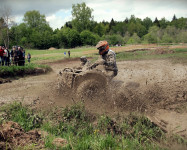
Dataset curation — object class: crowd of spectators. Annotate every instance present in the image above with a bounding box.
[0,46,29,66]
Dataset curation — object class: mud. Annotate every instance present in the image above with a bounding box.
[0,78,11,84]
[0,58,187,137]
[0,121,44,149]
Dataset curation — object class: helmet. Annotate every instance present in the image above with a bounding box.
[80,56,87,63]
[96,41,109,55]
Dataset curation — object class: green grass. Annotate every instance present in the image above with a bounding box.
[2,102,185,149]
[25,46,187,64]
[26,47,96,63]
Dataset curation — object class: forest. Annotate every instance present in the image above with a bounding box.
[0,2,187,49]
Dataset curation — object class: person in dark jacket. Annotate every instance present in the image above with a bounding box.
[13,46,18,66]
[0,46,4,66]
[17,46,24,66]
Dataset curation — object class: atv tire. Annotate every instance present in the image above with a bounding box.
[73,71,108,100]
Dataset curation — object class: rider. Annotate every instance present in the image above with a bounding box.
[79,56,90,71]
[90,41,118,77]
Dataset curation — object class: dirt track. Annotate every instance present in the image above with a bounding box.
[0,59,187,137]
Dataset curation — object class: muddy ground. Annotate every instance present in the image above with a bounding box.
[0,57,187,138]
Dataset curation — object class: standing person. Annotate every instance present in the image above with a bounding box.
[89,41,118,77]
[0,46,4,66]
[10,46,15,65]
[22,49,25,66]
[7,48,10,66]
[68,50,70,57]
[3,47,8,66]
[27,53,31,63]
[17,46,23,66]
[13,46,18,66]
[64,51,66,56]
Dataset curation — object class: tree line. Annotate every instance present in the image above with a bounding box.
[0,2,187,49]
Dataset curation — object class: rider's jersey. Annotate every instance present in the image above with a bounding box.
[102,49,118,72]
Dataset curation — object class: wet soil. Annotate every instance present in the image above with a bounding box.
[0,57,186,138]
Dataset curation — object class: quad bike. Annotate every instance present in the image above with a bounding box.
[58,66,109,100]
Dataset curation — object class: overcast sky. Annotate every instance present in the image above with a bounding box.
[0,0,187,30]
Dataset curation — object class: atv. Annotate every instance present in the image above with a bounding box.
[58,66,109,100]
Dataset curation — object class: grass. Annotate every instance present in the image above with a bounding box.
[25,45,187,65]
[0,63,52,78]
[116,48,187,64]
[0,102,43,131]
[1,102,186,150]
[26,47,97,63]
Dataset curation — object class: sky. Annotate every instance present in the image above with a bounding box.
[0,0,187,30]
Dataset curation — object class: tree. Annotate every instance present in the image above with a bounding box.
[71,2,94,32]
[124,17,129,24]
[159,18,169,29]
[22,10,53,49]
[123,31,130,44]
[64,21,72,29]
[142,17,153,30]
[111,22,127,36]
[109,18,115,32]
[153,17,160,27]
[0,6,14,48]
[127,22,137,36]
[23,10,47,28]
[143,26,160,43]
[56,27,81,48]
[129,15,136,23]
[172,14,177,21]
[93,23,105,37]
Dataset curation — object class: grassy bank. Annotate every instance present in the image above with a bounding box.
[0,63,52,78]
[0,102,186,150]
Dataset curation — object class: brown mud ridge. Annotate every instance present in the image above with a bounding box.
[0,78,11,84]
[0,121,67,149]
[0,121,44,149]
[0,58,187,138]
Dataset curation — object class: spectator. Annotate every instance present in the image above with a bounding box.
[17,46,24,66]
[7,48,10,66]
[13,46,18,66]
[68,51,70,57]
[3,47,8,66]
[23,49,25,66]
[10,46,15,65]
[0,46,4,66]
[27,53,31,63]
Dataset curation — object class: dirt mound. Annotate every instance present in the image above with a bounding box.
[0,121,44,149]
[48,47,57,50]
